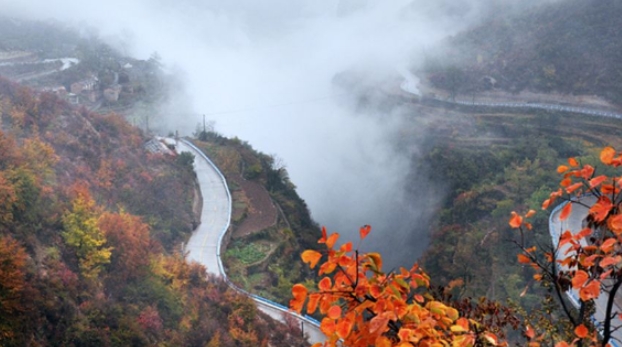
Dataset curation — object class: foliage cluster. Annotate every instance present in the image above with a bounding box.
[0,78,306,346]
[292,146,622,347]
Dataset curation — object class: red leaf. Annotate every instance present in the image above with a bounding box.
[360,224,371,240]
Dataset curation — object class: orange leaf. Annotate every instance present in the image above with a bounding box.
[581,165,595,180]
[319,226,327,243]
[560,203,572,221]
[320,317,336,336]
[325,233,339,249]
[560,178,572,187]
[290,284,308,313]
[608,214,622,235]
[301,250,322,269]
[542,198,552,210]
[526,209,536,218]
[601,238,617,253]
[483,332,499,346]
[328,305,342,319]
[590,196,613,222]
[601,146,616,165]
[600,256,620,268]
[575,227,592,240]
[369,315,389,334]
[517,254,531,264]
[360,224,371,240]
[568,157,579,167]
[575,324,589,338]
[566,182,583,194]
[336,317,353,338]
[579,280,600,301]
[318,277,332,291]
[555,342,570,347]
[509,212,523,228]
[557,165,569,174]
[376,336,392,347]
[307,293,321,314]
[590,175,608,189]
[572,270,589,289]
[340,242,352,253]
[525,325,535,339]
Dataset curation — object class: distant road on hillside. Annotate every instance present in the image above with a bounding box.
[175,139,325,345]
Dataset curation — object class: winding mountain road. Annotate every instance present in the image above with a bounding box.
[175,139,325,345]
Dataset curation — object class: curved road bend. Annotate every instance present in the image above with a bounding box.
[176,140,325,345]
[550,198,622,346]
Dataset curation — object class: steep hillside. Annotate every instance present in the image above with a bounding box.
[191,133,322,304]
[0,78,306,346]
[425,0,622,104]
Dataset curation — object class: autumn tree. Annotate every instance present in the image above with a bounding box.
[0,236,29,342]
[98,210,152,283]
[62,187,111,280]
[511,146,622,347]
[290,226,505,347]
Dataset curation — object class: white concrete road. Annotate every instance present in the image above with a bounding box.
[550,198,622,346]
[177,140,229,274]
[176,139,325,345]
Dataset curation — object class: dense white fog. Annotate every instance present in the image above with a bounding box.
[2,0,555,267]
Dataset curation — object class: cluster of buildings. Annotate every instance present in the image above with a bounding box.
[43,74,125,105]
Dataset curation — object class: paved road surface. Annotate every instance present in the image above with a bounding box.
[177,140,229,274]
[176,139,325,345]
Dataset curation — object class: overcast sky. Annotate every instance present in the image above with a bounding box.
[2,0,554,267]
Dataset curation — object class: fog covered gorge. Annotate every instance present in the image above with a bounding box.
[2,0,557,268]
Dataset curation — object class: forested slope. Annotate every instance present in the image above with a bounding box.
[0,78,306,346]
[426,0,622,103]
